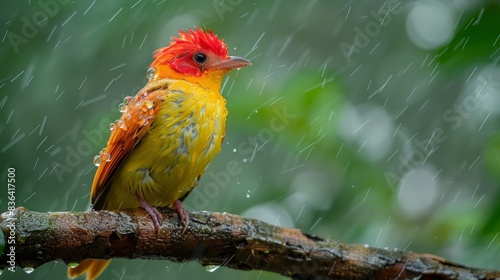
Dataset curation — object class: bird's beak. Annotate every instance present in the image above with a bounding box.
[212,56,251,70]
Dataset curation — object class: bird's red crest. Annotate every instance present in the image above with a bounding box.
[152,27,228,67]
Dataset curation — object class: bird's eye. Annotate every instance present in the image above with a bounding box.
[193,52,207,64]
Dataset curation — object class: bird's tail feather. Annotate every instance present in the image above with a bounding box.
[67,259,111,280]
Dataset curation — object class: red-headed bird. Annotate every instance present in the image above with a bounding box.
[67,27,250,280]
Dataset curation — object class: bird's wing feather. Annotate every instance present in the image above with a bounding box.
[91,79,172,208]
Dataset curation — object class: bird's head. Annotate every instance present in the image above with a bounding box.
[149,27,251,92]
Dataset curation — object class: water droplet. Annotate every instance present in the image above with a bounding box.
[363,244,370,248]
[146,67,157,80]
[123,96,133,104]
[118,103,127,113]
[246,190,251,198]
[138,116,149,126]
[23,267,35,274]
[242,158,248,163]
[109,122,116,131]
[144,100,154,110]
[93,155,102,166]
[232,148,237,152]
[117,119,128,130]
[101,152,111,162]
[67,262,79,268]
[139,115,154,126]
[205,265,221,272]
[137,100,154,112]
[36,250,43,259]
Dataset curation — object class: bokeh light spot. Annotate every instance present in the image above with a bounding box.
[406,1,454,50]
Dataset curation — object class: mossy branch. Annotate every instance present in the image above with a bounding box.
[0,207,499,279]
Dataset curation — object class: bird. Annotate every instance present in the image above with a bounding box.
[67,27,251,280]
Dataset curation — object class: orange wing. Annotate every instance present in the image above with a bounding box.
[90,79,171,209]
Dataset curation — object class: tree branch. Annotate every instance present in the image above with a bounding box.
[0,207,498,279]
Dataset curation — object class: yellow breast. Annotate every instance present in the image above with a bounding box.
[106,79,227,209]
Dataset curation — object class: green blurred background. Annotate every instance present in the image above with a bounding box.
[1,0,500,279]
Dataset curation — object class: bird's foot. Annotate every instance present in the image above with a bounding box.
[172,199,189,234]
[135,193,163,234]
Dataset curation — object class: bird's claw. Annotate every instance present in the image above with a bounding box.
[172,199,189,234]
[135,193,163,235]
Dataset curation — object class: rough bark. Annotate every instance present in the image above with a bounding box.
[0,207,498,279]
